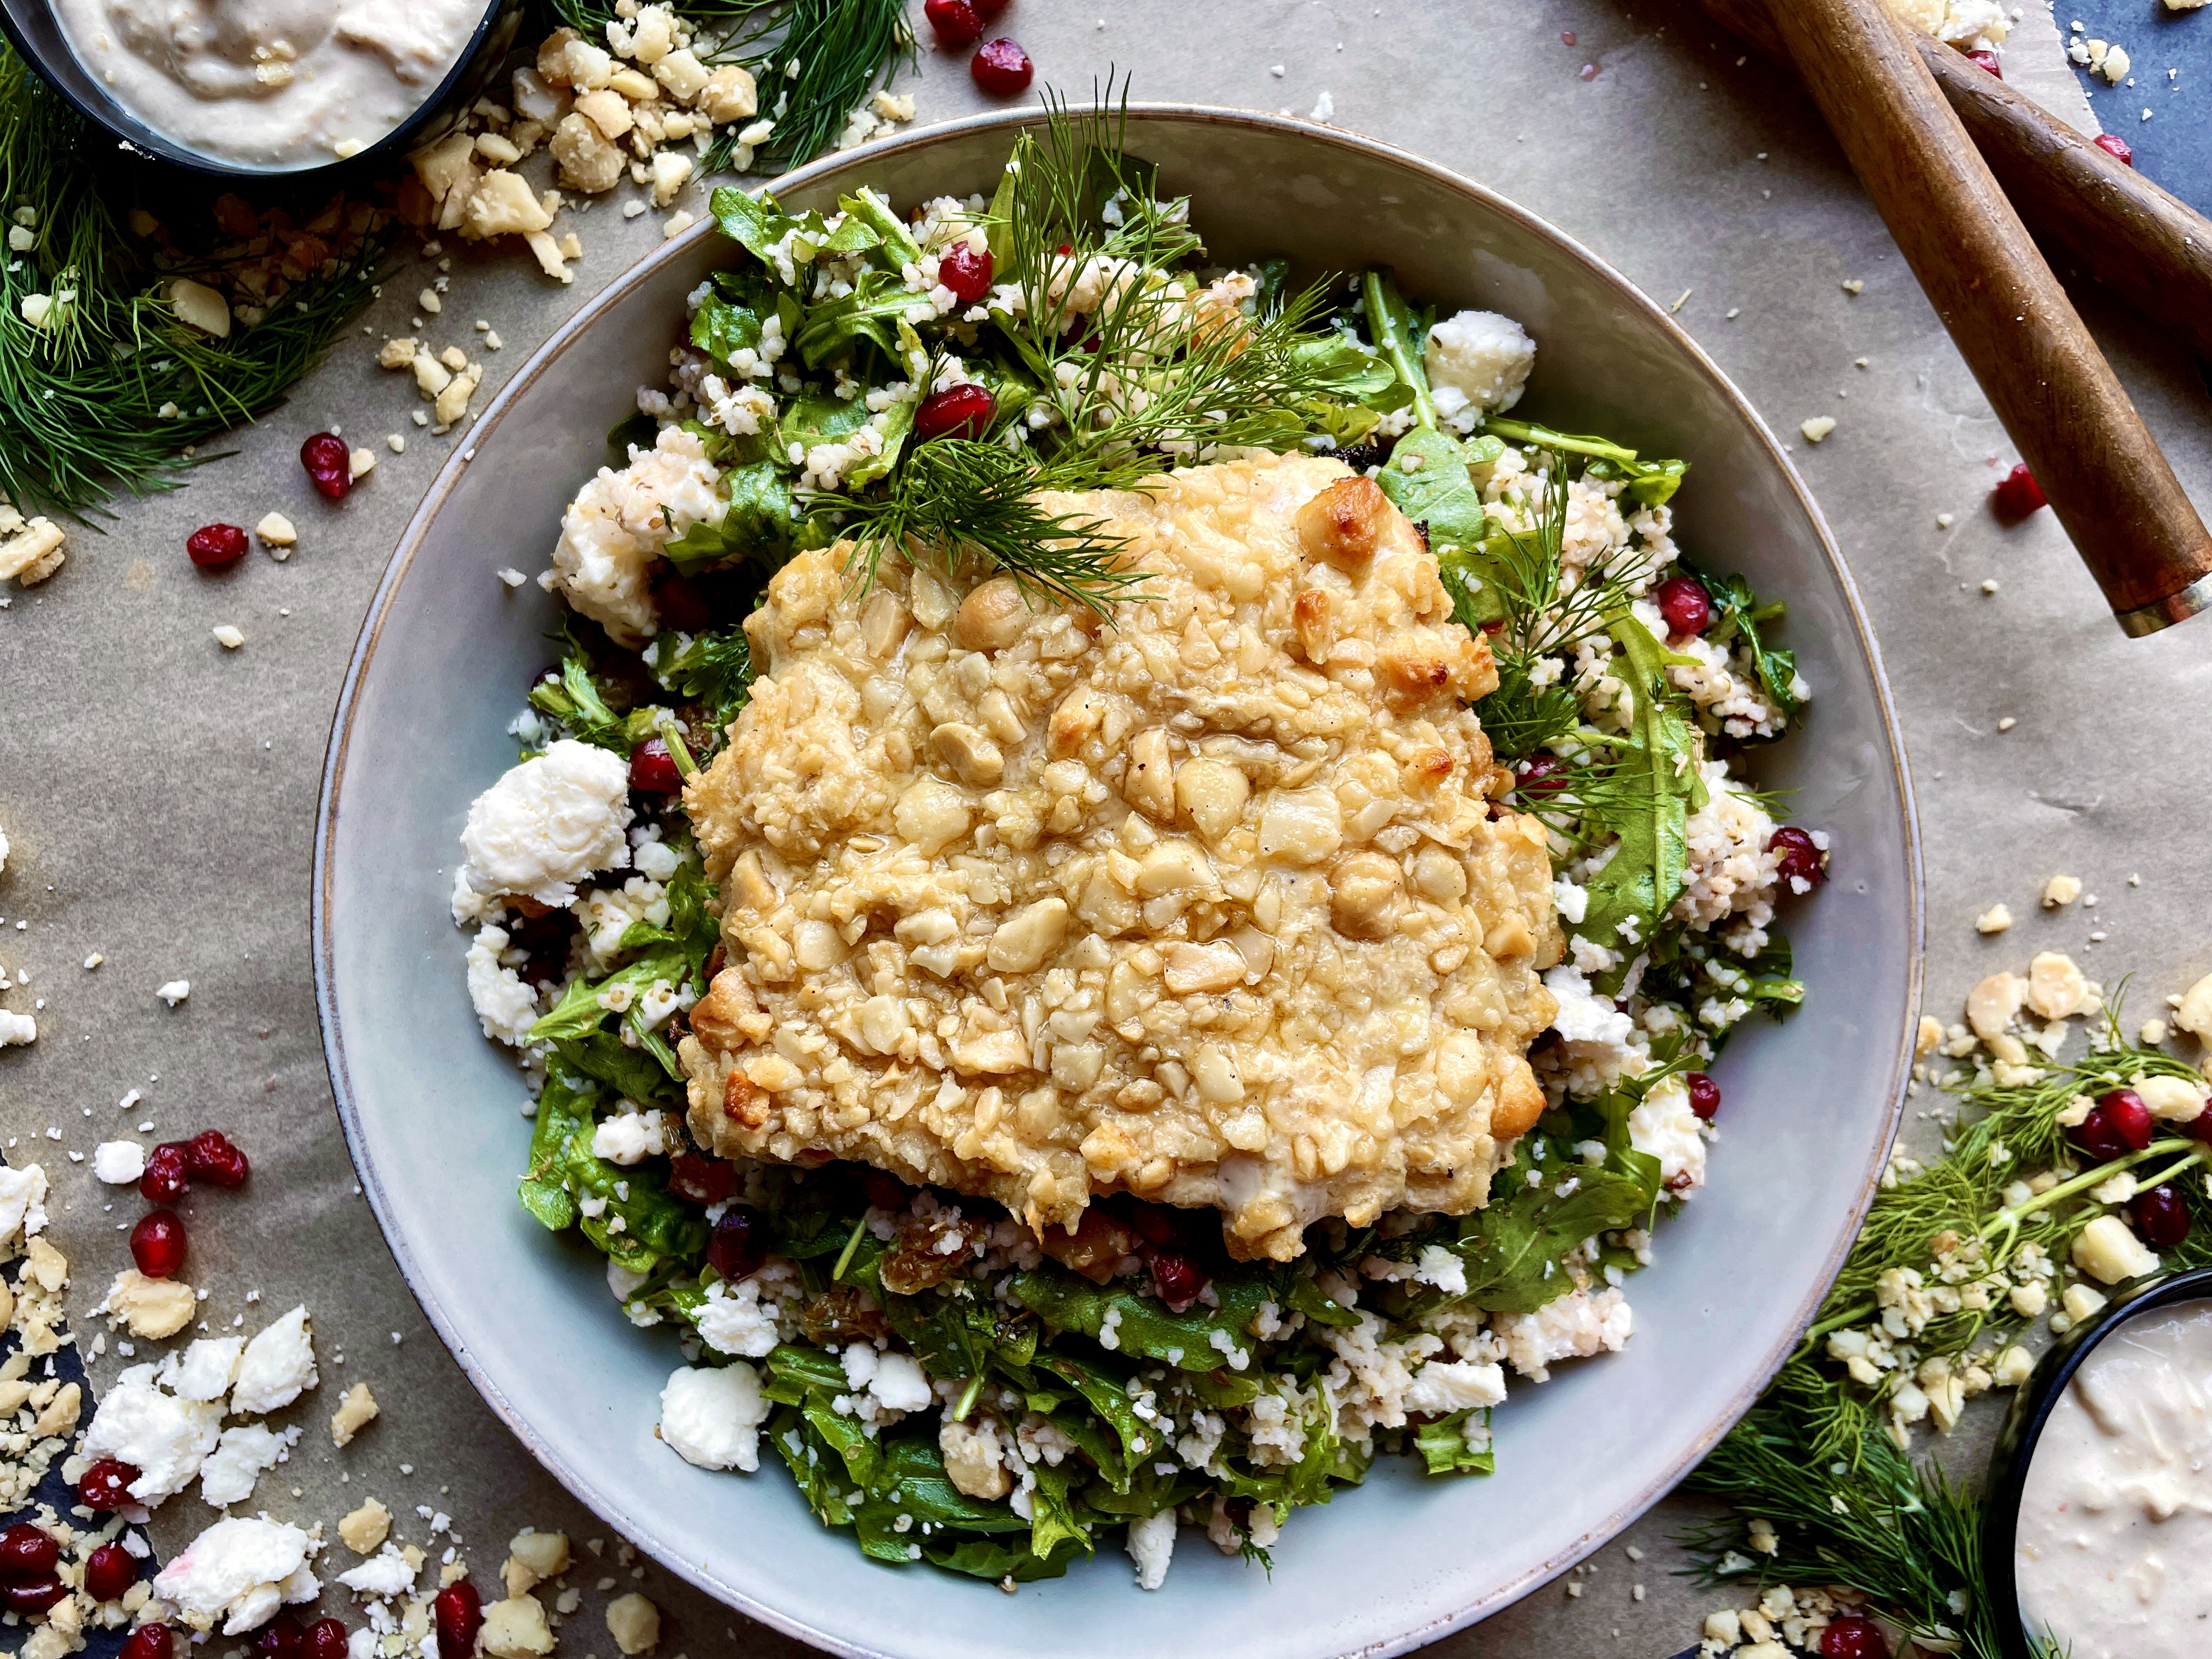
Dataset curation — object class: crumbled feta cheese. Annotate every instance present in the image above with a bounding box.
[658,1363,768,1471]
[230,1305,319,1415]
[163,1335,245,1401]
[1126,1509,1176,1590]
[1628,1074,1707,1192]
[0,1160,40,1244]
[81,1363,224,1503]
[157,978,192,1005]
[93,1140,147,1185]
[590,1109,667,1165]
[467,924,541,1046]
[335,1544,416,1599]
[692,1276,781,1358]
[199,1423,292,1508]
[153,1516,319,1635]
[550,425,724,644]
[458,740,634,908]
[1424,310,1534,429]
[1403,1358,1508,1413]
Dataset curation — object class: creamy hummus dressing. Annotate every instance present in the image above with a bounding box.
[51,0,482,167]
[2016,1300,2212,1659]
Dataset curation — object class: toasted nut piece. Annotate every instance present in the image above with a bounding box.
[1329,850,1404,940]
[1174,758,1248,840]
[694,64,759,124]
[932,721,1005,787]
[1296,476,1393,568]
[858,588,910,657]
[1292,586,1335,662]
[1489,1056,1547,1138]
[1122,727,1175,820]
[953,575,1028,651]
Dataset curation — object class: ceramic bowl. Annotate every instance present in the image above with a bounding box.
[1983,1264,2212,1659]
[0,0,522,179]
[314,105,1923,1659]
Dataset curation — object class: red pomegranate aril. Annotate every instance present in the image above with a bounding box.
[433,1580,483,1659]
[972,0,1007,14]
[1653,574,1712,637]
[2131,1184,2191,1249]
[140,1142,191,1203]
[1770,826,1826,887]
[254,1613,306,1659]
[2070,1106,2131,1164]
[1127,1203,1180,1246]
[131,1207,188,1278]
[629,737,683,795]
[652,572,713,634]
[1685,1072,1722,1121]
[938,241,995,304]
[1966,49,2001,77]
[83,1542,138,1603]
[305,1619,351,1659]
[970,37,1033,97]
[1151,1247,1207,1310]
[1819,1613,1889,1659]
[0,1523,59,1583]
[2092,132,2133,166]
[2100,1087,2154,1152]
[1993,462,2046,518]
[185,1129,250,1187]
[185,523,249,568]
[123,1625,177,1659]
[300,432,353,501]
[2188,1104,2212,1147]
[78,1458,140,1511]
[861,1169,909,1211]
[669,1153,740,1205]
[923,0,983,47]
[706,1204,768,1281]
[4,1577,68,1615]
[913,382,995,441]
[1515,755,1568,798]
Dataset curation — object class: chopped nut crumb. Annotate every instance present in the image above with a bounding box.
[255,512,297,548]
[330,1381,380,1446]
[212,625,247,651]
[2042,874,2083,908]
[1800,415,1837,444]
[1975,903,2014,935]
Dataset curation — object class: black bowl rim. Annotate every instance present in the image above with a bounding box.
[0,0,521,182]
[1982,1262,2212,1659]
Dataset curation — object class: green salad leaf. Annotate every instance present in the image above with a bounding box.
[1701,571,1803,719]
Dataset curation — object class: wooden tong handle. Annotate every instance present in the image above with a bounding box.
[1772,0,2212,635]
[1696,0,2212,369]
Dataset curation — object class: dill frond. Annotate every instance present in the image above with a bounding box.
[678,0,914,174]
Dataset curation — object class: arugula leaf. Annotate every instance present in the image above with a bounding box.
[794,268,934,368]
[512,1063,706,1271]
[1289,330,1405,407]
[709,186,829,272]
[1486,417,1689,507]
[606,411,659,461]
[528,653,655,754]
[1414,1410,1497,1477]
[662,461,822,573]
[517,1070,591,1231]
[1359,268,1436,429]
[836,185,923,270]
[923,1535,1086,1582]
[1441,1146,1656,1315]
[1378,428,1494,558]
[646,625,754,749]
[690,274,771,368]
[1574,616,1708,989]
[551,1032,679,1108]
[769,1406,855,1528]
[1009,1269,1269,1373]
[1025,1460,1094,1561]
[1701,572,1803,720]
[1036,1353,1157,1470]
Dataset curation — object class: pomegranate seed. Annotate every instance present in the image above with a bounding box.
[1150,1247,1207,1310]
[1515,755,1568,798]
[305,1619,350,1659]
[253,1613,306,1659]
[1685,1072,1722,1120]
[861,1170,909,1212]
[923,0,983,47]
[973,0,1007,14]
[1769,826,1826,887]
[0,1523,59,1583]
[83,1542,138,1602]
[652,572,712,634]
[1126,1204,1180,1245]
[433,1580,482,1659]
[706,1204,768,1281]
[2092,132,2133,166]
[2100,1087,2155,1151]
[970,37,1033,97]
[300,432,353,501]
[2070,1107,2130,1163]
[938,242,995,305]
[629,737,683,794]
[123,1626,176,1659]
[1653,574,1712,637]
[1993,462,2046,518]
[1966,49,2001,77]
[913,383,995,441]
[186,1130,250,1187]
[669,1153,739,1205]
[129,1209,187,1279]
[4,1577,67,1615]
[139,1142,191,1203]
[2131,1185,2191,1249]
[185,523,249,568]
[78,1458,140,1511]
[1819,1615,1889,1659]
[2187,1105,2212,1147]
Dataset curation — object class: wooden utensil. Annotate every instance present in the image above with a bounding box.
[1767,0,2212,635]
[1695,0,2212,368]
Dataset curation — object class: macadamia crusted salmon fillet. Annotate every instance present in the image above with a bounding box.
[676,453,1561,1261]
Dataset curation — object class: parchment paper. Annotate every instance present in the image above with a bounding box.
[2,2,2208,1655]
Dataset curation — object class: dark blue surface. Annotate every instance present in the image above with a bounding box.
[2064,1,2212,213]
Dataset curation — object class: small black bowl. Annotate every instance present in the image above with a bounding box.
[0,0,526,180]
[1982,1264,2212,1659]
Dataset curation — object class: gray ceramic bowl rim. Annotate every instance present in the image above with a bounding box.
[313,103,1926,1656]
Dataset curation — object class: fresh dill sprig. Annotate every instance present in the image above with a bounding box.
[684,0,912,175]
[0,44,388,518]
[823,438,1146,616]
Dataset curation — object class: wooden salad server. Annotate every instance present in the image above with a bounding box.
[1696,0,2212,369]
[1765,0,2212,636]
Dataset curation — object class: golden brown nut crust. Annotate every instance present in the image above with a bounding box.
[680,454,1559,1260]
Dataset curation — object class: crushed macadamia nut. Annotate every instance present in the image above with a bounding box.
[330,1381,380,1446]
[339,1497,392,1554]
[679,455,1560,1262]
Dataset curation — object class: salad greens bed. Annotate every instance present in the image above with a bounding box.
[479,103,1825,1583]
